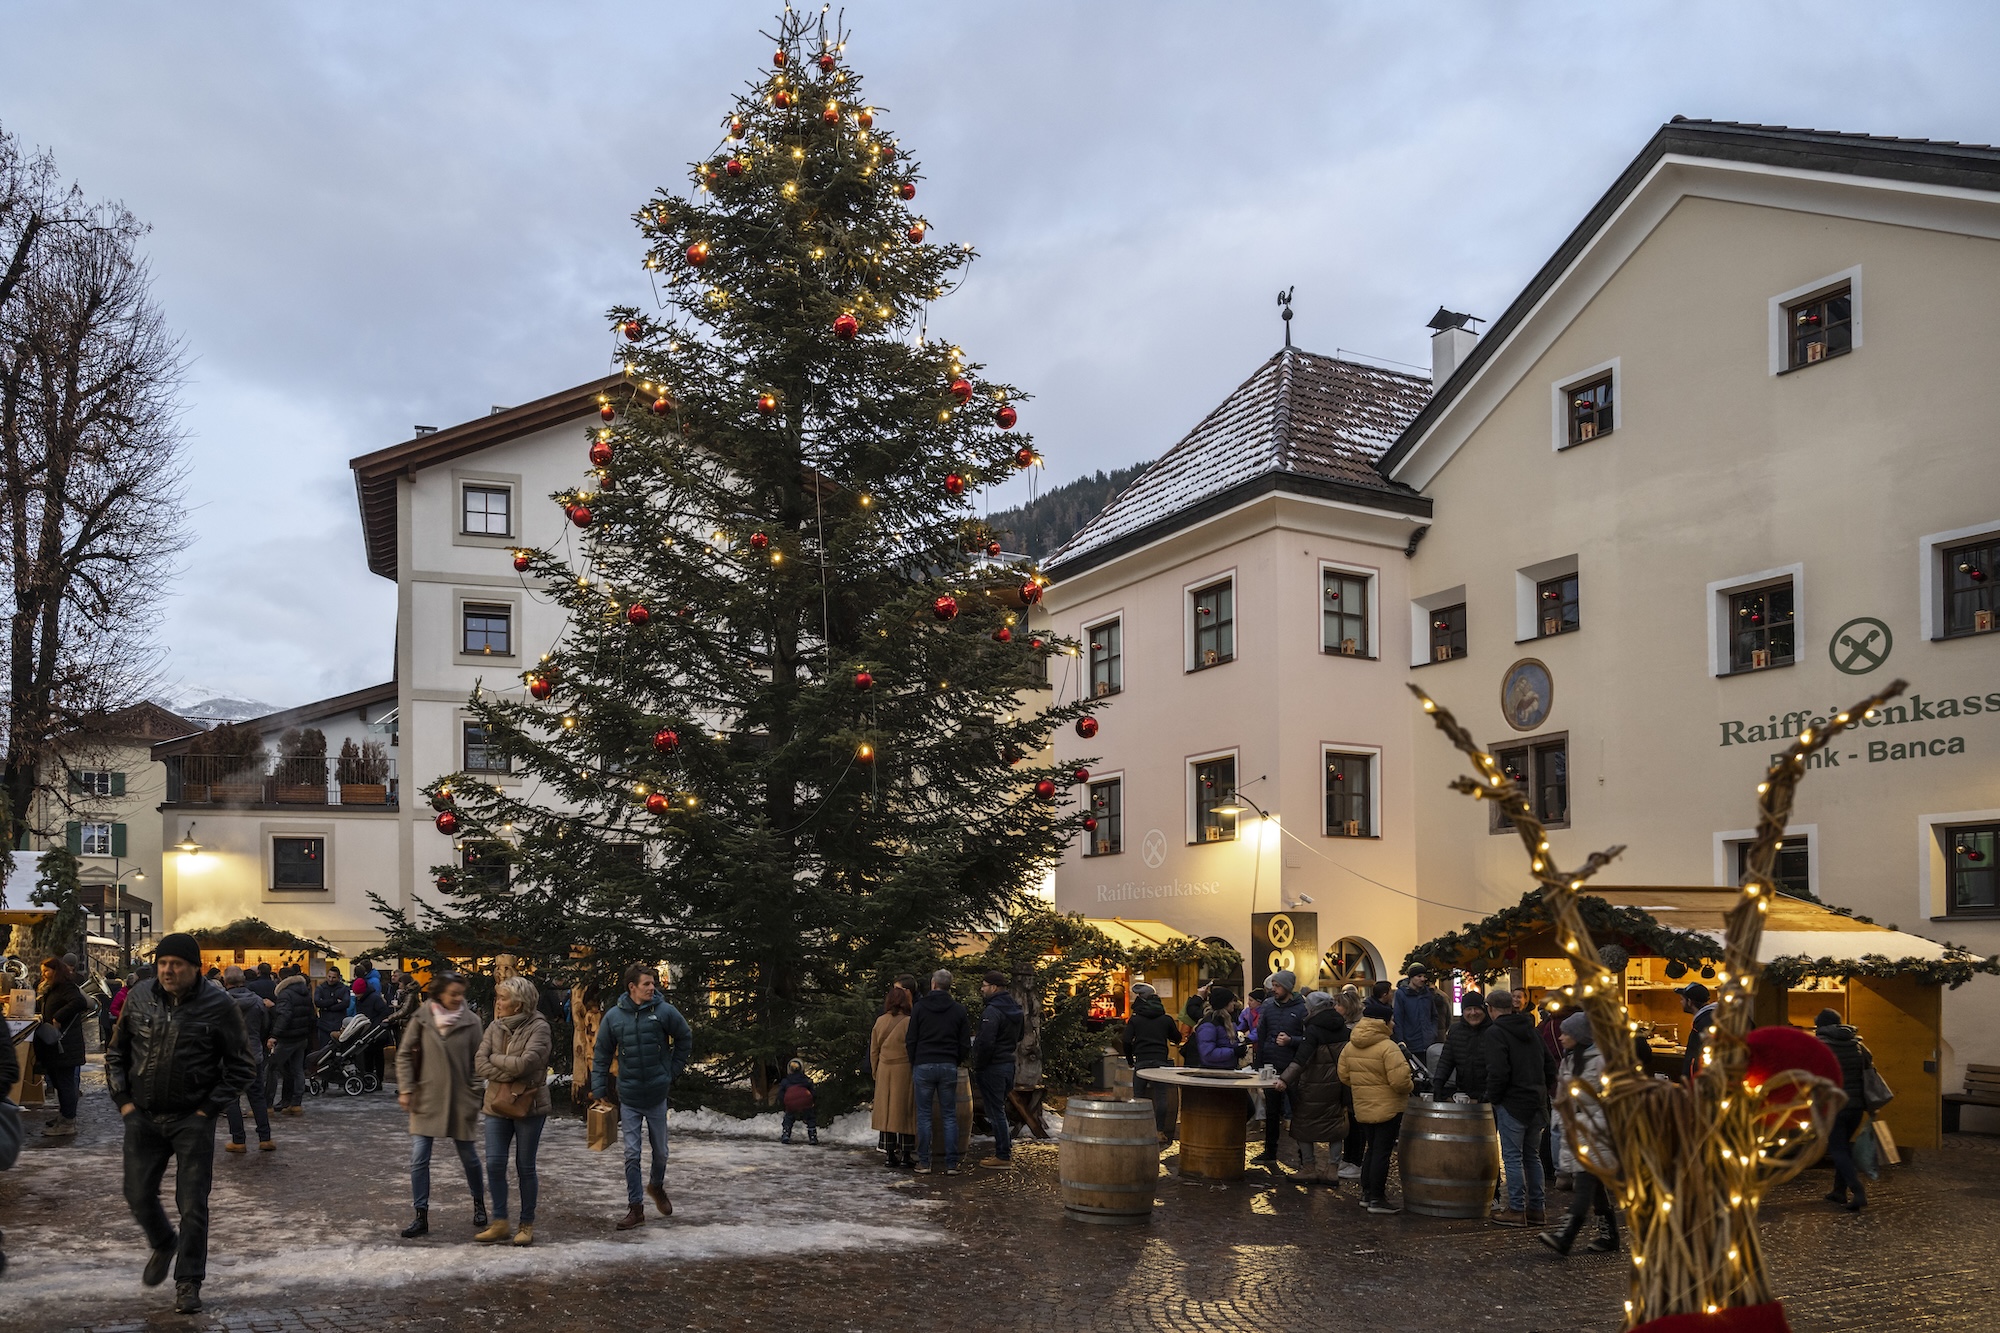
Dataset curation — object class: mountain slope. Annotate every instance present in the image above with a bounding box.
[988,463,1148,561]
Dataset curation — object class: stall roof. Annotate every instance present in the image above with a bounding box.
[1589,887,1969,967]
[1083,918,1198,952]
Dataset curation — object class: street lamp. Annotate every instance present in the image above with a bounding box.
[106,860,146,971]
[174,823,201,855]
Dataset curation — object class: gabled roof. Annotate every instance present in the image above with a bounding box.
[1044,348,1432,581]
[150,681,398,759]
[349,376,629,579]
[1381,118,2000,480]
[69,701,203,747]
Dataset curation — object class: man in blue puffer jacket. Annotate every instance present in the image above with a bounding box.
[591,964,693,1231]
[1251,970,1308,1166]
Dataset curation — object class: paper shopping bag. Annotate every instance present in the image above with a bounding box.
[586,1100,618,1151]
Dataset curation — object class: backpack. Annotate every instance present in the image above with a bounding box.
[782,1081,814,1114]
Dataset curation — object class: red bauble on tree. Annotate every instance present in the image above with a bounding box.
[833,313,859,340]
[817,53,835,72]
[1034,779,1057,800]
[1083,816,1099,833]
[645,792,671,815]
[857,109,873,129]
[622,319,642,342]
[568,504,593,528]
[434,811,459,835]
[512,552,531,572]
[774,89,792,109]
[907,223,926,244]
[1014,446,1034,468]
[1073,767,1090,783]
[949,378,973,403]
[626,604,650,625]
[853,670,874,691]
[651,395,672,416]
[652,727,679,754]
[897,181,915,200]
[1019,581,1042,606]
[997,405,1018,430]
[748,532,770,551]
[932,594,959,621]
[757,392,778,415]
[772,48,787,67]
[878,142,896,163]
[590,440,614,467]
[943,473,966,497]
[1076,716,1099,739]
[725,157,745,178]
[599,403,616,423]
[686,241,710,266]
[821,104,839,125]
[985,540,1002,557]
[528,674,553,700]
[728,116,745,139]
[992,625,1011,642]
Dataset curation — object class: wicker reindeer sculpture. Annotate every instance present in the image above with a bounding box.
[1411,678,1906,1329]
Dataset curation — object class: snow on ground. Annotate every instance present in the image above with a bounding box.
[0,1067,943,1319]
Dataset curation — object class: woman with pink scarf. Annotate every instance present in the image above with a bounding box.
[393,972,485,1239]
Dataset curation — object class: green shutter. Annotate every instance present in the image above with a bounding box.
[68,770,84,794]
[111,823,127,857]
[64,821,81,854]
[110,772,126,797]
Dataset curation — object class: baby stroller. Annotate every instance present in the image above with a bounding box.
[308,1013,383,1097]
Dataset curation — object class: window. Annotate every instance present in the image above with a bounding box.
[1323,569,1371,657]
[1190,581,1234,669]
[1948,825,1998,915]
[1536,574,1579,638]
[71,769,121,798]
[1736,837,1812,899]
[1430,603,1466,662]
[1191,755,1237,843]
[1785,285,1852,369]
[462,721,508,774]
[1729,582,1794,672]
[1492,736,1567,830]
[460,840,511,892]
[462,603,512,656]
[1087,619,1123,697]
[80,822,113,857]
[1566,375,1613,444]
[462,485,511,536]
[1944,535,2000,637]
[1324,751,1373,837]
[271,836,326,891]
[1085,777,1122,856]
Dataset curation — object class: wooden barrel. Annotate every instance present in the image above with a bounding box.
[1397,1096,1500,1218]
[1059,1098,1158,1224]
[1176,1083,1252,1181]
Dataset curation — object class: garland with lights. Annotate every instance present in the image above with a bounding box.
[376,9,1100,1098]
[1411,678,1909,1332]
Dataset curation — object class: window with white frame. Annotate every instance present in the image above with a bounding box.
[1190,754,1237,844]
[1322,568,1371,657]
[462,485,512,536]
[1085,776,1122,856]
[1734,836,1812,900]
[1946,824,1999,915]
[1324,750,1374,837]
[1709,566,1803,678]
[1768,267,1861,376]
[1190,579,1234,670]
[1410,585,1467,666]
[79,822,113,856]
[1942,534,2000,638]
[1087,619,1123,697]
[1490,734,1568,831]
[71,769,118,798]
[1551,359,1619,451]
[462,603,513,656]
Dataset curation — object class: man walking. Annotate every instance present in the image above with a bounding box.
[106,933,257,1314]
[219,967,275,1154]
[1392,964,1449,1058]
[904,969,971,1175]
[1482,989,1556,1227]
[972,970,1024,1170]
[590,964,692,1230]
[1250,970,1306,1166]
[267,965,315,1114]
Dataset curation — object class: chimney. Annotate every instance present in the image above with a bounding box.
[1426,307,1484,389]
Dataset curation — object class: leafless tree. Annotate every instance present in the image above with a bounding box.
[0,125,188,870]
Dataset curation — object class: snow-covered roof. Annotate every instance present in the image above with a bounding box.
[1044,348,1432,579]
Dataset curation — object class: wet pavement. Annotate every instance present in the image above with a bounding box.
[5,1066,1997,1332]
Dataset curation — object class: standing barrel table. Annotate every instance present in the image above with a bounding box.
[1059,1097,1159,1224]
[1136,1067,1284,1183]
[1397,1096,1500,1217]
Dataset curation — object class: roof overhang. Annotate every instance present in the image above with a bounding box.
[348,375,630,580]
[151,680,398,759]
[1382,121,2000,491]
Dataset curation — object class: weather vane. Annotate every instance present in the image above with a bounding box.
[1277,287,1295,348]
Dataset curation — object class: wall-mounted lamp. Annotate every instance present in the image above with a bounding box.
[175,824,202,855]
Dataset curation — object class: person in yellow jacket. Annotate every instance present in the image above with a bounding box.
[1338,998,1413,1213]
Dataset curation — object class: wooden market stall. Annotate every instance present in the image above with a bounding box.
[1077,918,1204,1024]
[1408,887,1997,1151]
[193,916,340,977]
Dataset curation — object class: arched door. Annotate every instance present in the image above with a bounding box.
[1322,937,1380,987]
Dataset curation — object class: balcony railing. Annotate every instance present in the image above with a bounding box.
[164,754,400,808]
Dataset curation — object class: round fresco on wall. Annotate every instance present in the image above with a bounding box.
[1500,658,1554,732]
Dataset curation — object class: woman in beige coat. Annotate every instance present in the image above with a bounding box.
[869,985,917,1168]
[394,972,485,1239]
[474,975,552,1246]
[1337,998,1414,1214]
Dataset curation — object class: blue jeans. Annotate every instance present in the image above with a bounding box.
[912,1063,959,1168]
[620,1099,669,1205]
[410,1134,482,1211]
[977,1062,1015,1160]
[484,1114,546,1223]
[1494,1104,1547,1212]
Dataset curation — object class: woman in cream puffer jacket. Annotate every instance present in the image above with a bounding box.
[1338,1011,1414,1123]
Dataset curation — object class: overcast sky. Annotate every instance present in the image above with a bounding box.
[4,2,1996,709]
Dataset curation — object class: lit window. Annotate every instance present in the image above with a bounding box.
[463,486,512,536]
[1323,570,1370,656]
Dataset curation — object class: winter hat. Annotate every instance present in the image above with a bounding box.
[1207,987,1237,1010]
[787,1058,805,1075]
[153,933,201,967]
[1268,969,1297,993]
[1363,998,1394,1021]
[1131,982,1157,998]
[1460,991,1487,1013]
[1560,1010,1593,1046]
[1814,1007,1843,1029]
[1675,982,1712,1008]
[982,970,1008,988]
[1304,990,1336,1013]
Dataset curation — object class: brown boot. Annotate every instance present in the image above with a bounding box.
[474,1219,512,1243]
[646,1183,673,1217]
[616,1204,645,1230]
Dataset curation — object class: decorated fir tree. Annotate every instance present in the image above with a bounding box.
[385,11,1098,1092]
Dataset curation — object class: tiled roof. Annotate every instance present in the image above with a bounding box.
[1045,348,1431,578]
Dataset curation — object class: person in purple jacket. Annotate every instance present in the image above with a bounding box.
[1193,989,1245,1069]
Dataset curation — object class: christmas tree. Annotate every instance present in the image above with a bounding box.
[384,10,1098,1093]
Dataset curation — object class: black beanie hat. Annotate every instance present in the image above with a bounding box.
[153,932,201,967]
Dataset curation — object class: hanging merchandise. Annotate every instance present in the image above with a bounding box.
[932,594,959,621]
[1076,716,1099,739]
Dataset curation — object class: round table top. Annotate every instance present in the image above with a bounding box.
[1135,1066,1284,1091]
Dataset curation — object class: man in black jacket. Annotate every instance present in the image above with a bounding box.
[1431,990,1490,1101]
[220,967,274,1153]
[1482,989,1557,1228]
[106,933,257,1315]
[1123,982,1182,1141]
[266,966,315,1114]
[904,969,971,1175]
[972,970,1025,1170]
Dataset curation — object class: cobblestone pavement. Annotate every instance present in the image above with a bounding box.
[5,1069,1997,1333]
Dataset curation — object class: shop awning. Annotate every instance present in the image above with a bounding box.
[1081,918,1199,953]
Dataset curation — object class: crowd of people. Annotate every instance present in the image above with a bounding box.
[867,968,1024,1174]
